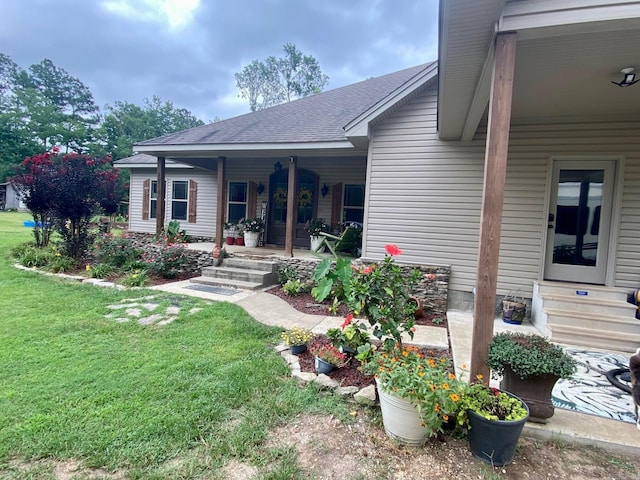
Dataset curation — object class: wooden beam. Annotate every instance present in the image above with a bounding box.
[155,156,166,238]
[216,157,226,247]
[470,32,517,381]
[285,157,297,256]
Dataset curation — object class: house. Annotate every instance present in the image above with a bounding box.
[0,181,26,211]
[117,0,640,374]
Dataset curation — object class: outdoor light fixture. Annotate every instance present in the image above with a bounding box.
[274,161,282,172]
[256,182,265,195]
[611,67,639,87]
[321,183,329,197]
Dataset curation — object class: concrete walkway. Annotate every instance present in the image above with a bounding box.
[151,279,640,456]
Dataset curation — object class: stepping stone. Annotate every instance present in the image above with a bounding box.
[166,306,180,315]
[138,314,163,325]
[126,308,142,317]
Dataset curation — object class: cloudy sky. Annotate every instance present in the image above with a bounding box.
[1,0,439,122]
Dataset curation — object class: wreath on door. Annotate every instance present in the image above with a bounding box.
[297,187,313,207]
[273,187,288,206]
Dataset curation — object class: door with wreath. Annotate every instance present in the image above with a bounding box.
[268,168,318,247]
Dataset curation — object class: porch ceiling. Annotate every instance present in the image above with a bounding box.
[438,0,640,139]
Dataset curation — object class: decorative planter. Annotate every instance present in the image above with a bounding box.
[310,235,325,252]
[376,378,427,446]
[409,296,423,318]
[314,356,336,374]
[226,236,235,245]
[244,231,259,248]
[290,344,307,355]
[235,236,245,246]
[467,391,529,467]
[500,366,560,423]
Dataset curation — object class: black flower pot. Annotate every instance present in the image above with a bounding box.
[467,392,529,467]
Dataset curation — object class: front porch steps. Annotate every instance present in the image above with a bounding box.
[533,281,640,354]
[190,257,279,291]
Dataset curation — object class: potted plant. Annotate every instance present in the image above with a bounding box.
[235,229,245,246]
[326,313,369,356]
[242,218,264,247]
[223,221,238,245]
[280,326,315,355]
[305,219,329,252]
[457,378,529,466]
[309,341,346,374]
[487,332,577,423]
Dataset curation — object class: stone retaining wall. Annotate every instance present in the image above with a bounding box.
[274,257,450,318]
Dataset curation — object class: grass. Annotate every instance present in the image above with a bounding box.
[0,211,349,478]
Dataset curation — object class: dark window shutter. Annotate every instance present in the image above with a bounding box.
[142,179,150,220]
[330,183,343,228]
[247,181,257,219]
[188,180,198,223]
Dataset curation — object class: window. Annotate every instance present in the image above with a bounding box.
[228,181,248,222]
[150,180,158,219]
[171,180,188,220]
[343,184,365,224]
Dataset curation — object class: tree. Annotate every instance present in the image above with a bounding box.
[235,43,329,112]
[13,148,122,258]
[95,95,205,160]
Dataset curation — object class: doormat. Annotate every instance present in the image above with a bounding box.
[185,284,240,296]
[552,347,635,424]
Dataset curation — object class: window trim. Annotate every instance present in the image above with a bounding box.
[342,183,365,224]
[171,180,189,221]
[227,180,248,222]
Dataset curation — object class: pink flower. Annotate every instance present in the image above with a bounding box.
[425,273,436,281]
[385,244,402,256]
[51,146,60,154]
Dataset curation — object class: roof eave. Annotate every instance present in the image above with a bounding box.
[344,62,438,139]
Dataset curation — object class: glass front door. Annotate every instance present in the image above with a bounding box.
[544,160,615,284]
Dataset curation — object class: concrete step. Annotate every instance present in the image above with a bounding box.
[201,265,277,284]
[549,324,640,354]
[190,275,264,290]
[545,308,640,335]
[223,257,278,272]
[541,294,637,317]
[535,281,629,303]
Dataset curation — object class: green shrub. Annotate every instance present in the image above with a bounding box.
[89,263,114,279]
[142,242,189,278]
[163,220,190,243]
[277,264,299,285]
[47,253,77,273]
[121,269,148,287]
[282,279,309,296]
[93,233,141,268]
[15,244,54,267]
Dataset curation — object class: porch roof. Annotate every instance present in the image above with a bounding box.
[134,63,435,157]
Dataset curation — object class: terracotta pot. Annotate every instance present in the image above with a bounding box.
[226,236,235,245]
[409,296,423,318]
[500,366,560,423]
[235,237,244,246]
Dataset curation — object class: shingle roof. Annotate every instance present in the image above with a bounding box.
[135,63,433,147]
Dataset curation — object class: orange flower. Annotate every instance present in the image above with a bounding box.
[442,415,449,422]
[448,373,456,380]
[450,393,460,402]
[442,383,449,390]
[341,313,353,329]
[430,385,437,391]
[402,351,409,357]
[434,404,441,412]
[418,371,424,377]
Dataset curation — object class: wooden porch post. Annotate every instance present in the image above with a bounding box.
[470,32,517,381]
[216,157,226,247]
[285,156,298,257]
[155,156,166,238]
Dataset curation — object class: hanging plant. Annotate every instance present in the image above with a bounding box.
[297,187,313,207]
[273,187,288,206]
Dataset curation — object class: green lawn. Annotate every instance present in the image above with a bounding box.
[0,212,347,479]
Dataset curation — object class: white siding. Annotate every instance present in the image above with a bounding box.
[128,168,217,238]
[367,87,640,296]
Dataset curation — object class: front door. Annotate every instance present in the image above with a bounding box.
[267,168,318,247]
[544,160,615,284]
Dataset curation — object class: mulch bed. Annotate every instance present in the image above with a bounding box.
[266,286,447,328]
[296,335,452,390]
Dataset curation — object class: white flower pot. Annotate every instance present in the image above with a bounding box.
[376,378,427,446]
[310,235,325,252]
[244,231,259,248]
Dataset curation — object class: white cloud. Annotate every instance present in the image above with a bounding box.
[102,0,200,30]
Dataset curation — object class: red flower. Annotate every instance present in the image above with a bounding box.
[341,313,353,329]
[360,265,375,274]
[385,244,402,256]
[51,146,60,154]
